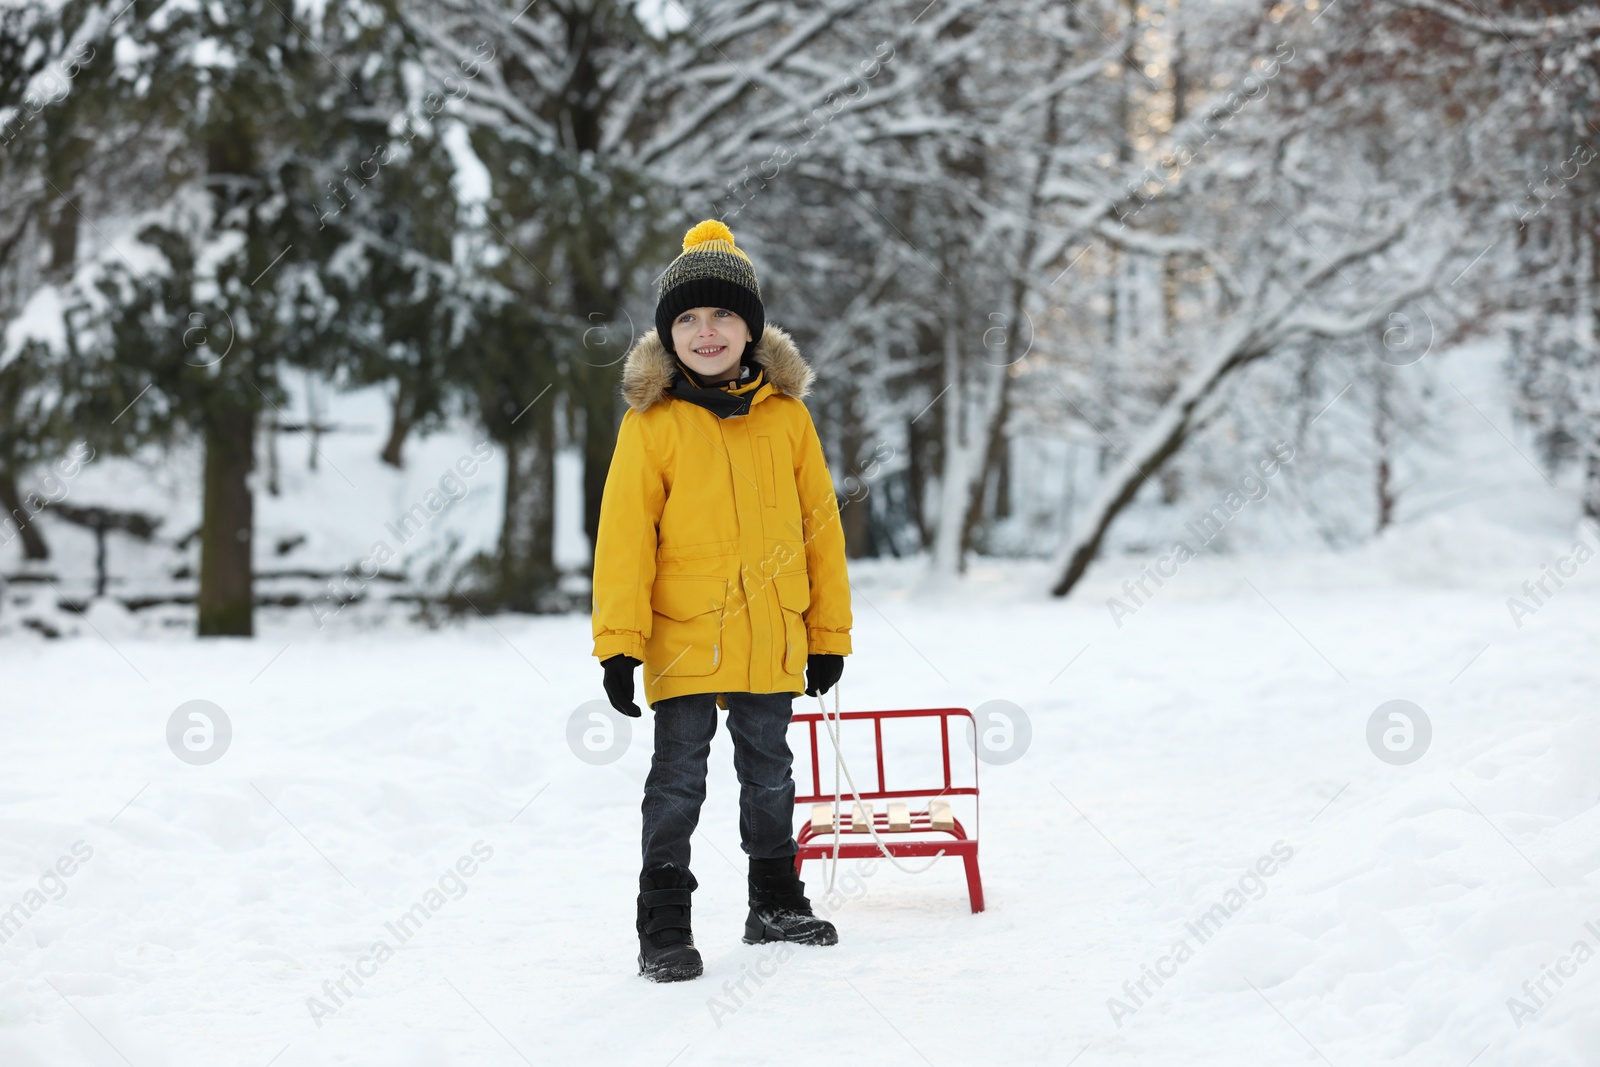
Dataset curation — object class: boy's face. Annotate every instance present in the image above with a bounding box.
[671,307,751,382]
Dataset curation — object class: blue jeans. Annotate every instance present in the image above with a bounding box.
[641,691,799,872]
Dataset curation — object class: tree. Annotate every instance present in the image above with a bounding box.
[1044,0,1479,594]
[43,0,450,633]
[0,0,118,563]
[420,0,1012,599]
[1419,0,1600,518]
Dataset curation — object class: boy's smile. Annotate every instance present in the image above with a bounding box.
[672,307,752,384]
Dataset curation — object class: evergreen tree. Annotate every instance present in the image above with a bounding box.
[60,0,456,633]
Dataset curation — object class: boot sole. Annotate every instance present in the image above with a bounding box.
[638,953,704,982]
[742,917,839,946]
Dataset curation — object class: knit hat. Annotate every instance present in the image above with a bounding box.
[655,220,764,359]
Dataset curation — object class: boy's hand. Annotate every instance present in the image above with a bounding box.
[804,653,843,697]
[601,654,643,717]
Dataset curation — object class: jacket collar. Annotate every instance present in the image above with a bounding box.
[665,365,767,419]
[621,323,815,415]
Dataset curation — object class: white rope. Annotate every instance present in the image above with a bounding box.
[815,683,945,891]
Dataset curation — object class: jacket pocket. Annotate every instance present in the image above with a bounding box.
[773,571,810,674]
[757,435,776,508]
[648,576,727,677]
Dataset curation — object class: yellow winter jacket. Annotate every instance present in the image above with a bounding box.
[591,323,852,710]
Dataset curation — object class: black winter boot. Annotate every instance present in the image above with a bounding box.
[742,856,838,946]
[637,863,704,982]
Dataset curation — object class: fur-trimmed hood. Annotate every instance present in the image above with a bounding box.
[620,323,815,413]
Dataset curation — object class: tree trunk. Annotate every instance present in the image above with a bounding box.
[0,466,50,561]
[1159,465,1183,505]
[581,376,614,576]
[305,371,322,472]
[495,400,559,611]
[1584,450,1600,521]
[264,409,281,496]
[1375,376,1396,532]
[380,382,414,469]
[841,465,872,559]
[1376,458,1396,531]
[953,87,1052,558]
[838,390,871,558]
[906,413,931,550]
[91,524,108,598]
[958,367,1012,559]
[48,198,79,274]
[993,432,1012,521]
[1581,222,1599,524]
[198,402,257,636]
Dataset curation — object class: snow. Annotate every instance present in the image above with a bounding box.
[438,121,490,207]
[1,287,69,368]
[2,341,1597,1065]
[2,538,1597,1065]
[633,0,691,39]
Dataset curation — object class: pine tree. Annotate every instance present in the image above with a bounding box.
[56,0,457,633]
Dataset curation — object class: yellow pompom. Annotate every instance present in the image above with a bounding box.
[682,219,737,251]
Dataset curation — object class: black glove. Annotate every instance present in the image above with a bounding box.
[601,654,643,717]
[804,653,843,697]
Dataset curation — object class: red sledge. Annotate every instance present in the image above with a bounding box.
[790,706,984,913]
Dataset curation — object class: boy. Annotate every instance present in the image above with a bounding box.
[591,220,853,983]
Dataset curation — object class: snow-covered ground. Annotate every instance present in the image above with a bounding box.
[3,340,1598,1065]
[3,528,1598,1066]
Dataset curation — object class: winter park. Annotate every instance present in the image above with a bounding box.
[4,0,1600,1065]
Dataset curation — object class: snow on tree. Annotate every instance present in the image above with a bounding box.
[9,0,475,632]
[1042,0,1482,594]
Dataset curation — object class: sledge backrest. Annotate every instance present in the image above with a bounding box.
[789,707,979,805]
